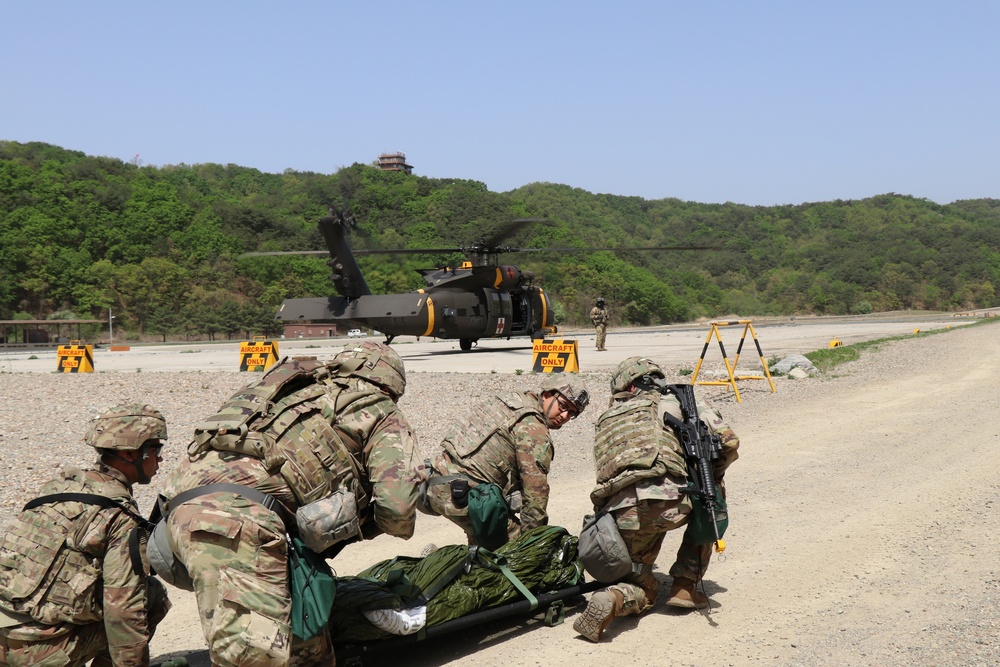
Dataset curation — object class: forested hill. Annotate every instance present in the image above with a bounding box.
[2,140,998,340]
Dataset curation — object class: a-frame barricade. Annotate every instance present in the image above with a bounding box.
[690,320,777,402]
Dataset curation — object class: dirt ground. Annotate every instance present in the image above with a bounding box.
[147,318,1000,667]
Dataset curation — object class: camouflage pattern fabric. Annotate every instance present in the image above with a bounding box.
[426,391,554,545]
[85,404,167,451]
[588,389,740,616]
[159,369,419,666]
[590,305,609,350]
[0,466,169,666]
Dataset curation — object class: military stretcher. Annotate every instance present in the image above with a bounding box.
[329,526,604,665]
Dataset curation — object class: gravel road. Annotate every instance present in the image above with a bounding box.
[1,318,998,666]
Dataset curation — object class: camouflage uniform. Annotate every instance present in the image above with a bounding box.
[0,405,171,667]
[422,375,590,547]
[574,358,739,642]
[596,392,738,613]
[590,299,609,351]
[160,343,419,667]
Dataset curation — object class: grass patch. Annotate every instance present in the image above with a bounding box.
[804,319,997,373]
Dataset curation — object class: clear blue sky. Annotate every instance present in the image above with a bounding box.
[3,2,997,206]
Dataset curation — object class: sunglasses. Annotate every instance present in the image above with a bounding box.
[555,395,579,419]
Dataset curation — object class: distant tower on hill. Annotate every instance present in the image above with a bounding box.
[377,152,413,174]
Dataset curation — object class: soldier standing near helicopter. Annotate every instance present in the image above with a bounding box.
[590,297,609,351]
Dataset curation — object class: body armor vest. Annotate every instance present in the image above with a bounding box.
[188,358,379,509]
[441,392,543,490]
[0,469,135,625]
[591,393,688,505]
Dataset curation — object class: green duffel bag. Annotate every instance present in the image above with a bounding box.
[686,488,728,547]
[467,483,509,551]
[288,535,336,640]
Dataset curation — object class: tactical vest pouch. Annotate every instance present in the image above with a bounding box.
[189,358,327,462]
[445,393,533,460]
[594,397,662,484]
[466,483,509,551]
[578,511,634,583]
[0,523,65,601]
[296,488,360,553]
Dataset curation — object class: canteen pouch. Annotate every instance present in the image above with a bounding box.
[296,488,360,553]
[578,511,634,583]
[146,520,194,591]
[450,479,469,509]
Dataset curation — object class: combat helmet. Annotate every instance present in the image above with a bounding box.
[85,404,167,451]
[596,297,605,307]
[609,356,665,395]
[540,373,590,415]
[332,340,407,400]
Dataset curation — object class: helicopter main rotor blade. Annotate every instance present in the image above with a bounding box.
[500,245,722,253]
[239,247,467,259]
[480,218,547,249]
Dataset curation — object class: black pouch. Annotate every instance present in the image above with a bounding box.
[450,479,469,509]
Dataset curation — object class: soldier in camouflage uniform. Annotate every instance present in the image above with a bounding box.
[573,357,740,642]
[590,297,609,351]
[0,405,171,667]
[157,341,419,667]
[420,374,590,547]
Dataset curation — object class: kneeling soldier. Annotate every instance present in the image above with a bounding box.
[0,404,171,667]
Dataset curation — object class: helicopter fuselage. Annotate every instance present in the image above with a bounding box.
[273,214,556,348]
[276,279,555,344]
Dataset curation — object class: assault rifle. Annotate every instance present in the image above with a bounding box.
[636,375,727,553]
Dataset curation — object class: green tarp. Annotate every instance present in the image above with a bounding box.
[329,525,583,644]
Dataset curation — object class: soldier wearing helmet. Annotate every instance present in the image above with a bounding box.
[573,357,740,643]
[420,373,590,549]
[0,404,171,667]
[590,297,609,351]
[157,341,419,666]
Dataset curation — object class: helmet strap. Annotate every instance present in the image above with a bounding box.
[102,448,152,485]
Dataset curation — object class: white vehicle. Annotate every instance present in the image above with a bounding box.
[347,329,367,338]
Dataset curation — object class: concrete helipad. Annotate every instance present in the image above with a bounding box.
[0,314,981,374]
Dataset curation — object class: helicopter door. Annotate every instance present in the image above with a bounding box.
[485,290,514,338]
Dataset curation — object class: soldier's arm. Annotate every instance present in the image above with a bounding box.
[698,402,740,481]
[365,410,420,539]
[511,414,553,531]
[102,511,151,667]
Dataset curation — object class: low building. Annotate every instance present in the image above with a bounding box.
[282,323,340,339]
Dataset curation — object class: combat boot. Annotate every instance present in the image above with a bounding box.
[573,588,625,642]
[665,576,709,609]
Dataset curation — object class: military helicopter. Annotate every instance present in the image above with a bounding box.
[251,211,713,351]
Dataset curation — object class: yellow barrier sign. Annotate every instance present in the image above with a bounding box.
[239,339,279,372]
[56,341,94,373]
[531,339,579,373]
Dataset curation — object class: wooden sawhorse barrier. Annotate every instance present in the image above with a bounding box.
[690,320,777,403]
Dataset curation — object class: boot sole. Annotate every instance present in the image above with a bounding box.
[573,594,615,642]
[665,596,709,609]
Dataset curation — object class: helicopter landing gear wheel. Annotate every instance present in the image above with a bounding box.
[459,338,475,351]
[531,330,546,341]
